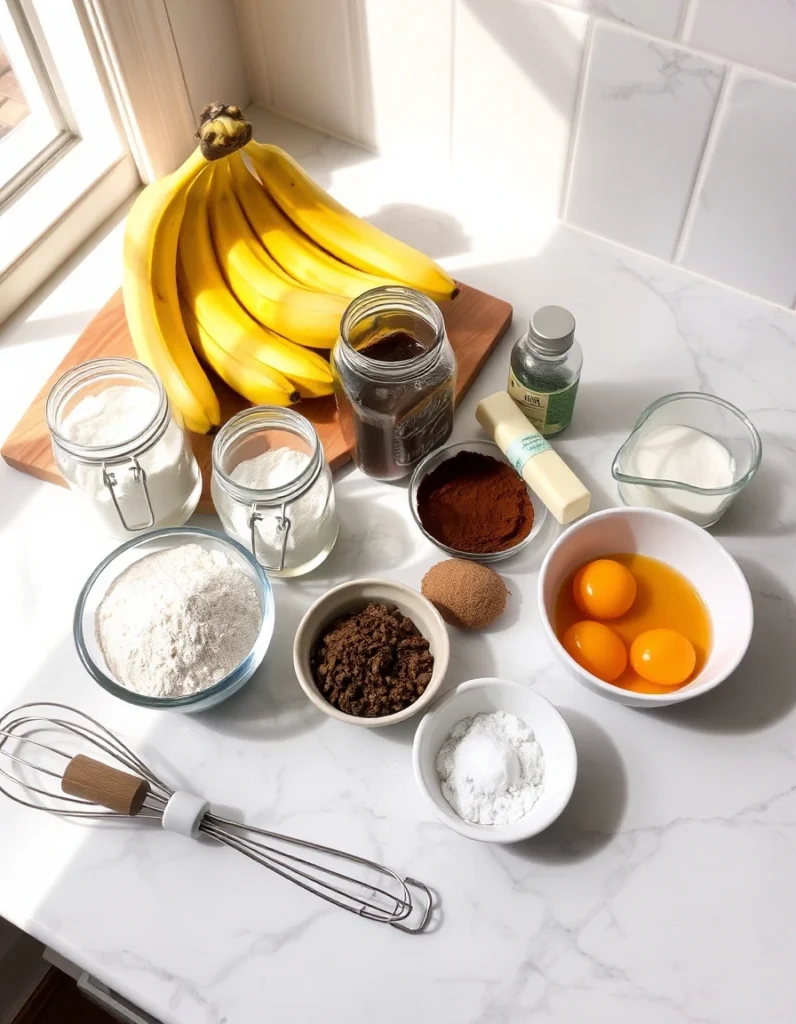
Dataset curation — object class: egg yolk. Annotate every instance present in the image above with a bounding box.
[573,559,637,620]
[562,620,628,682]
[630,628,696,686]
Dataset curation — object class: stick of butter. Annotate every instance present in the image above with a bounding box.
[476,391,591,525]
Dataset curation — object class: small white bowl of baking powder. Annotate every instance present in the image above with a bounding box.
[412,678,577,843]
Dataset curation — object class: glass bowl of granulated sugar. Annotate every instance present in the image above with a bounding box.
[74,527,274,712]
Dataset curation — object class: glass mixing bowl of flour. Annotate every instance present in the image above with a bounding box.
[73,527,274,712]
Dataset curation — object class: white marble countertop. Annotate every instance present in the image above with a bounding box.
[2,109,796,1024]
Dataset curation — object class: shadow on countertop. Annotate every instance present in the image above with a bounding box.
[713,449,795,540]
[366,204,471,261]
[202,582,324,742]
[511,709,627,864]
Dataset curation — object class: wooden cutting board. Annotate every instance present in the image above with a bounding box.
[2,284,512,512]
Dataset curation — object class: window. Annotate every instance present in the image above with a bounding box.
[0,0,139,325]
[0,2,63,200]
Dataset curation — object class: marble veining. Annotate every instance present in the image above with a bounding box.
[566,25,724,260]
[548,0,685,37]
[678,71,796,307]
[1,109,796,1023]
[602,44,724,102]
[685,0,796,84]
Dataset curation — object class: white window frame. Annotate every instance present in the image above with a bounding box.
[0,0,208,327]
[0,0,142,325]
[0,0,65,197]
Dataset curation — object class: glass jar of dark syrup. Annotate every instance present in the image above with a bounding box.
[332,286,457,481]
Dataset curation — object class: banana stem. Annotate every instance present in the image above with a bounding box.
[196,103,252,161]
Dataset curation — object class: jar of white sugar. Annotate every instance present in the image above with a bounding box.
[211,407,338,578]
[46,358,202,537]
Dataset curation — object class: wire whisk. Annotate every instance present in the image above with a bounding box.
[0,702,433,932]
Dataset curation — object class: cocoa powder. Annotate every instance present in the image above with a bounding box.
[310,602,434,717]
[416,450,534,553]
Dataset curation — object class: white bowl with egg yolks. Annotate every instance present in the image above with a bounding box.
[538,507,753,708]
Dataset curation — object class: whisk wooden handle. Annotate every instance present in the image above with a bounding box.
[62,755,150,815]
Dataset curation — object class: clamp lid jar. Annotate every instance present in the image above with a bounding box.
[211,406,338,578]
[332,286,457,481]
[46,357,202,537]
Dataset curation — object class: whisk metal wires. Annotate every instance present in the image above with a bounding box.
[0,703,432,932]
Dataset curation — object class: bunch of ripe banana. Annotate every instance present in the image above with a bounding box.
[122,103,458,434]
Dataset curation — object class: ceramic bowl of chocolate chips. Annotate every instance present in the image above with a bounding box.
[293,579,450,728]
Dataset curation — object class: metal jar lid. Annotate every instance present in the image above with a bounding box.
[528,305,576,355]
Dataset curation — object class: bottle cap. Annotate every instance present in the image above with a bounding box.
[528,306,576,355]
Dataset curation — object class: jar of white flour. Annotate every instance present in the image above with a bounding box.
[211,407,338,578]
[47,357,202,536]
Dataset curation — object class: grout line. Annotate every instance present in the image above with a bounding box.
[253,0,273,109]
[243,0,272,109]
[568,219,796,316]
[159,0,193,115]
[568,8,796,91]
[672,65,734,265]
[229,0,260,108]
[448,0,458,165]
[559,15,595,222]
[675,0,695,42]
[341,0,366,148]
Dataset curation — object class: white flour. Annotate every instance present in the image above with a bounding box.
[63,385,158,446]
[61,385,200,535]
[225,447,337,571]
[436,711,544,825]
[95,544,262,697]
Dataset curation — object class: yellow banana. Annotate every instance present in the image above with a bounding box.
[177,168,334,385]
[227,153,397,300]
[181,302,298,407]
[123,103,252,433]
[123,148,219,433]
[285,374,335,399]
[205,164,348,349]
[245,140,458,303]
[214,159,300,288]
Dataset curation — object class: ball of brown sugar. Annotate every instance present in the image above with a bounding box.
[421,559,508,630]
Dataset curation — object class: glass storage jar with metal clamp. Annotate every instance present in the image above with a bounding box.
[211,407,338,578]
[46,357,202,537]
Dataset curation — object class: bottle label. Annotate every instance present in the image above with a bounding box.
[506,431,551,474]
[508,369,579,435]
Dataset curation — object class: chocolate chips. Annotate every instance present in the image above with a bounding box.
[310,602,434,717]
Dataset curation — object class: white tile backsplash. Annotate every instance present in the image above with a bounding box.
[685,0,796,84]
[566,26,723,259]
[166,0,250,116]
[452,0,588,216]
[244,0,363,141]
[353,0,453,161]
[233,0,271,107]
[549,0,684,37]
[678,72,796,306]
[228,0,796,308]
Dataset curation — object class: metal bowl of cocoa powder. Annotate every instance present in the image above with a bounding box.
[293,578,450,728]
[409,440,548,563]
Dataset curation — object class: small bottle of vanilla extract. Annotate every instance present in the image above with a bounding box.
[508,305,582,436]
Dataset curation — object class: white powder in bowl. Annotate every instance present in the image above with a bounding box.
[95,543,262,698]
[436,711,544,825]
